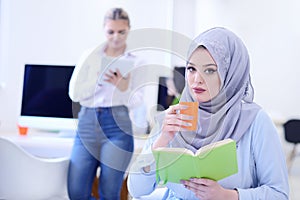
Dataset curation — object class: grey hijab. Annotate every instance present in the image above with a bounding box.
[169,27,261,152]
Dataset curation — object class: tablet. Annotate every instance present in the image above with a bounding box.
[98,56,135,85]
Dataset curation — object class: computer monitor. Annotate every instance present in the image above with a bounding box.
[156,66,186,111]
[156,76,174,111]
[18,64,80,134]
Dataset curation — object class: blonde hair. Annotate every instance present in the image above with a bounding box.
[104,8,130,27]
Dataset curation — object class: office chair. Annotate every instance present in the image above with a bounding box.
[283,119,300,173]
[0,137,69,200]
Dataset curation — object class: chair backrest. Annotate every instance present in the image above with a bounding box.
[283,119,300,144]
[0,137,70,200]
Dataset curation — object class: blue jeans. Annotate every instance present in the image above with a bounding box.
[68,106,134,200]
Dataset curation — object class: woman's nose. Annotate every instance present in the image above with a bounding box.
[194,71,204,84]
[112,33,120,40]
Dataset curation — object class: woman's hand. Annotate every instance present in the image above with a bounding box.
[152,104,193,149]
[105,68,130,91]
[181,178,239,200]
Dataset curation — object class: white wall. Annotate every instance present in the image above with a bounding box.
[195,0,300,121]
[0,0,176,131]
[1,0,299,132]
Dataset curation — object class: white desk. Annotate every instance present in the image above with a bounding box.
[0,131,74,158]
[0,130,148,158]
[0,131,149,199]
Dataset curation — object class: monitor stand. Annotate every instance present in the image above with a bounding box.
[58,130,76,138]
[30,128,76,138]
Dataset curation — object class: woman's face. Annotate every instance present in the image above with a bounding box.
[104,19,129,50]
[186,47,221,103]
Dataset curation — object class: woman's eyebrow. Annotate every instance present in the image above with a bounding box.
[203,63,217,67]
[186,61,196,66]
[187,62,217,68]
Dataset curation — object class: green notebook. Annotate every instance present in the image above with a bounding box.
[152,138,238,184]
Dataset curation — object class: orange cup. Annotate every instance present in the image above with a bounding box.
[179,102,199,131]
[18,125,28,136]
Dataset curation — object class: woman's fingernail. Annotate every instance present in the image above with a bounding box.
[186,122,192,126]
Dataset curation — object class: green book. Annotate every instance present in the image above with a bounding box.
[152,138,238,184]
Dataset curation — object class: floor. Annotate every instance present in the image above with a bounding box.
[277,125,300,200]
[289,162,300,200]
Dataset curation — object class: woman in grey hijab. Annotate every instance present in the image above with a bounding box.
[128,27,289,200]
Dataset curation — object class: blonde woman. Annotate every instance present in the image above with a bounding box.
[68,8,144,200]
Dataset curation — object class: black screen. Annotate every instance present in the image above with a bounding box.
[20,64,79,118]
[156,67,186,111]
[156,77,175,111]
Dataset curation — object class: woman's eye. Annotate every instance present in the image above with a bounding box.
[107,30,114,35]
[187,66,196,73]
[119,30,126,35]
[204,68,217,74]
